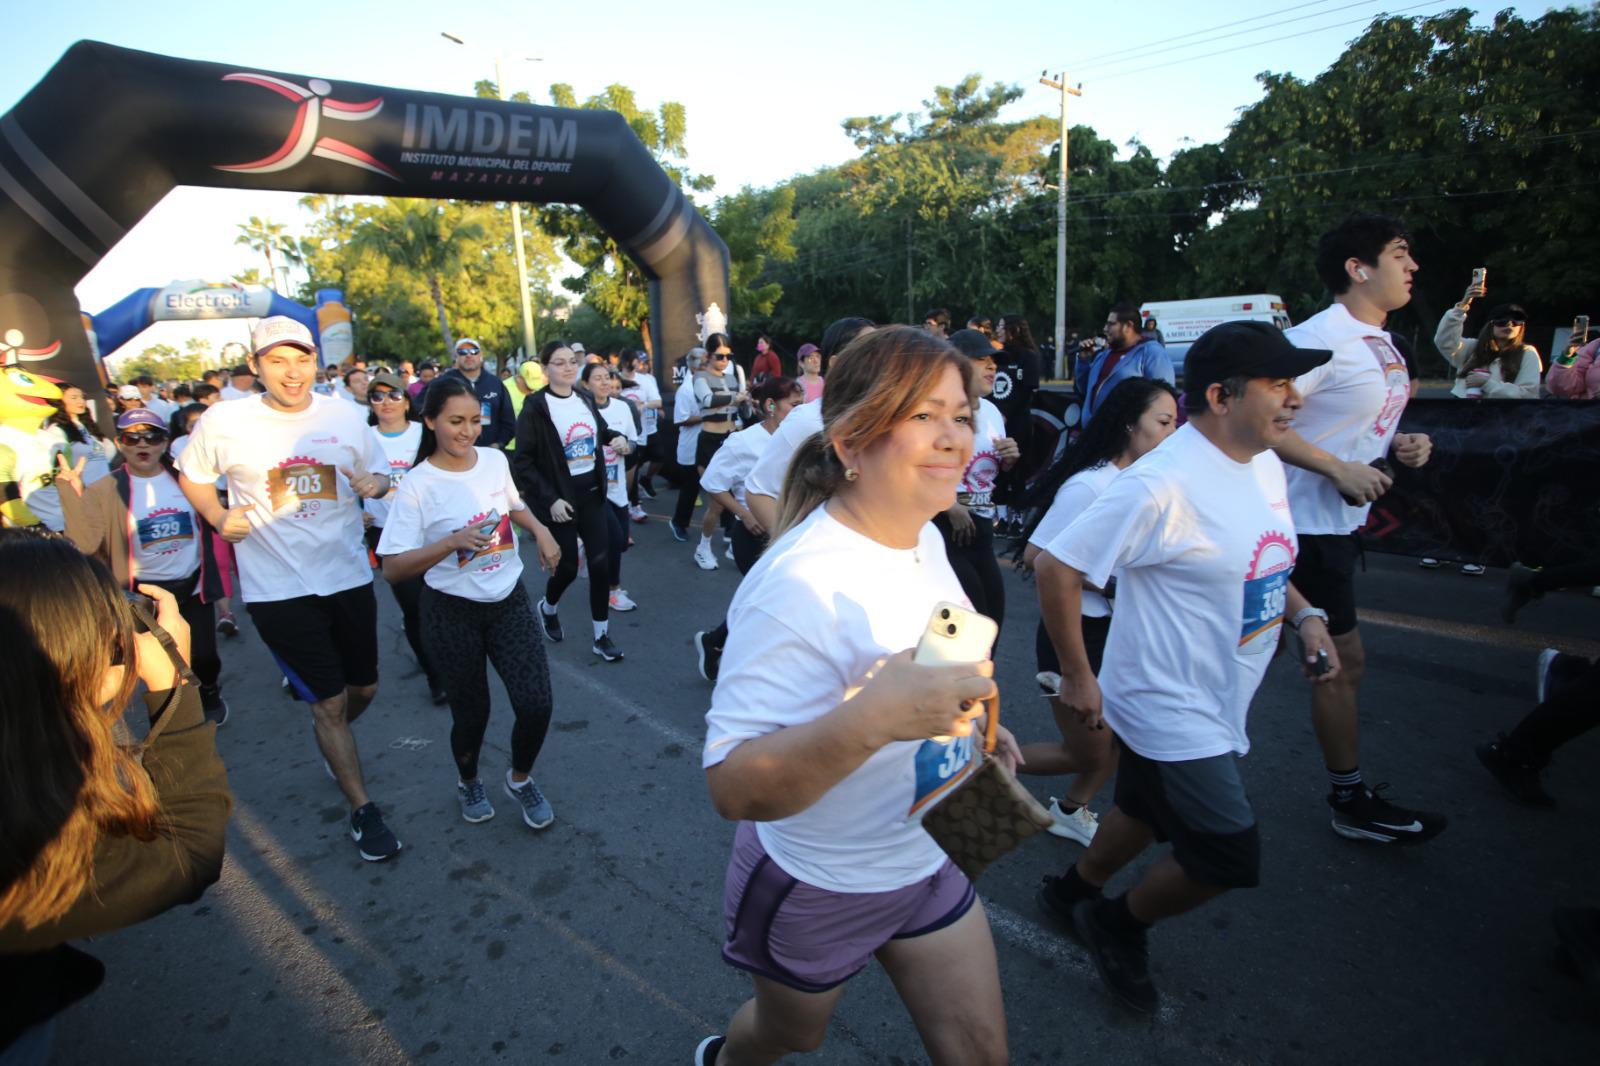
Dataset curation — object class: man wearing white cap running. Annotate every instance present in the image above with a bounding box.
[178,315,404,862]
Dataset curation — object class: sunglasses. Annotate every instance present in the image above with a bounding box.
[119,430,168,446]
[1491,317,1525,327]
[457,346,481,355]
[370,390,406,403]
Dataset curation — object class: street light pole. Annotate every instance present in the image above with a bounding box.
[1040,71,1081,381]
[443,34,541,366]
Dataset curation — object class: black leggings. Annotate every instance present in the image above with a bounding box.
[368,526,439,687]
[933,511,1006,642]
[545,485,611,622]
[421,582,554,781]
[147,571,219,691]
[705,522,768,651]
[606,502,629,587]
[1503,654,1598,766]
[673,458,701,529]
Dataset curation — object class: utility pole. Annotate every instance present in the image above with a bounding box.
[443,33,541,366]
[1040,71,1082,380]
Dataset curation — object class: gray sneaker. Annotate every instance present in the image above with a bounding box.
[457,778,495,823]
[504,771,554,829]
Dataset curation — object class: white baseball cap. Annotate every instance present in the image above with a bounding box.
[570,342,586,353]
[251,316,317,358]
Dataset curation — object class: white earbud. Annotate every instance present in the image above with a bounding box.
[1356,267,1370,281]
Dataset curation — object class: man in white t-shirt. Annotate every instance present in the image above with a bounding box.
[1034,321,1341,1014]
[1273,214,1445,846]
[179,315,403,863]
[220,361,257,401]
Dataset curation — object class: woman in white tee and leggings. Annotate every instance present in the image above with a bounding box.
[378,377,563,829]
[697,326,1020,1066]
[511,341,632,662]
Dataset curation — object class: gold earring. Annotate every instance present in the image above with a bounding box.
[844,468,859,481]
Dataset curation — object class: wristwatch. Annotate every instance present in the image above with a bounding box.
[1290,607,1329,631]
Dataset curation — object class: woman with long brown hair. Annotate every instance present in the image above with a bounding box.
[697,325,1019,1066]
[1435,285,1543,399]
[0,529,230,1059]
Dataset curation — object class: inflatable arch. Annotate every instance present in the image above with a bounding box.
[0,41,730,433]
[88,280,345,364]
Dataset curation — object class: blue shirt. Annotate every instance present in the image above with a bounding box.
[1077,339,1174,422]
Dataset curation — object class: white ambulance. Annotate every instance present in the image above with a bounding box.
[1138,295,1293,378]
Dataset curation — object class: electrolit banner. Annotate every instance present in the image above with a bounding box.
[149,280,274,321]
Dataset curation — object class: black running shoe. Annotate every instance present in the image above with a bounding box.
[669,522,688,543]
[1328,783,1447,845]
[216,615,240,638]
[350,802,402,862]
[1475,737,1554,807]
[200,685,229,726]
[1037,873,1101,938]
[592,634,624,662]
[428,680,449,707]
[638,478,657,500]
[537,602,563,643]
[1073,900,1158,1014]
[694,630,721,682]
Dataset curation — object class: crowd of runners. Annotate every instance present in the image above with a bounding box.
[3,211,1596,1065]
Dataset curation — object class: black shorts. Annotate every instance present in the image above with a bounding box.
[1113,744,1261,889]
[696,428,733,469]
[1288,532,1360,636]
[247,583,380,702]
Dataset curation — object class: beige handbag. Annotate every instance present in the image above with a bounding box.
[921,695,1055,881]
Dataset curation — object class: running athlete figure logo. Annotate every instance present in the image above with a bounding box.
[215,73,400,181]
[0,328,60,367]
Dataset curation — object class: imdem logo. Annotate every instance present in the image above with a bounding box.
[215,73,400,181]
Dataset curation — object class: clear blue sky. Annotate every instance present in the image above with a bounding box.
[3,0,1557,358]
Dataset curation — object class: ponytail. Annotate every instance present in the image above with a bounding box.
[774,431,850,539]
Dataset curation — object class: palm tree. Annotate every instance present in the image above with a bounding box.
[350,201,486,351]
[235,216,300,292]
[233,267,268,287]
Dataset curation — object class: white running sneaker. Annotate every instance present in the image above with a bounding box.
[629,503,649,524]
[693,542,718,570]
[724,540,736,561]
[609,588,638,612]
[1046,797,1099,844]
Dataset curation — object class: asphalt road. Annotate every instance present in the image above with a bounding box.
[50,503,1599,1065]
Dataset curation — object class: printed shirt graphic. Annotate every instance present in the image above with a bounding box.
[266,456,339,518]
[128,473,199,582]
[364,423,421,529]
[959,399,1007,517]
[1361,335,1411,444]
[547,392,597,477]
[454,508,515,572]
[1239,531,1295,654]
[597,400,636,508]
[374,447,526,603]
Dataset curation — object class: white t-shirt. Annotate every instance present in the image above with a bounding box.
[220,384,255,401]
[546,391,597,478]
[11,424,67,530]
[1283,302,1411,535]
[177,394,387,603]
[703,505,977,893]
[959,398,1008,518]
[1030,462,1121,618]
[1047,424,1296,761]
[126,471,201,581]
[596,400,635,508]
[143,396,178,422]
[618,374,662,436]
[743,398,822,501]
[376,447,526,603]
[700,421,776,512]
[364,422,423,528]
[58,429,112,486]
[672,382,701,466]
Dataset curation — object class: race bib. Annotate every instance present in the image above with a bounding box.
[481,399,493,423]
[563,428,596,475]
[1240,531,1295,655]
[908,734,977,820]
[603,445,622,489]
[267,458,338,518]
[136,507,194,554]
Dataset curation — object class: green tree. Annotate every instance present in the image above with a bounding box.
[234,216,301,292]
[348,201,488,351]
[708,184,797,332]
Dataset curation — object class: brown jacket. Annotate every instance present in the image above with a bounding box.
[58,465,222,600]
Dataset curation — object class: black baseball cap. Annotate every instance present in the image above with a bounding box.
[1183,321,1331,408]
[947,328,996,359]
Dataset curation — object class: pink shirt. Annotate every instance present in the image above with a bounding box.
[801,376,825,403]
[1547,339,1600,400]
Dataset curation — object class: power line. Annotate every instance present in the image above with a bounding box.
[1083,0,1458,85]
[1056,0,1342,71]
[1071,0,1386,76]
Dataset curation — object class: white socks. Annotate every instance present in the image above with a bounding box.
[540,598,558,616]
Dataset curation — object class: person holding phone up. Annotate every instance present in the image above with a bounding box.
[1435,273,1543,399]
[696,326,1019,1066]
[378,377,561,831]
